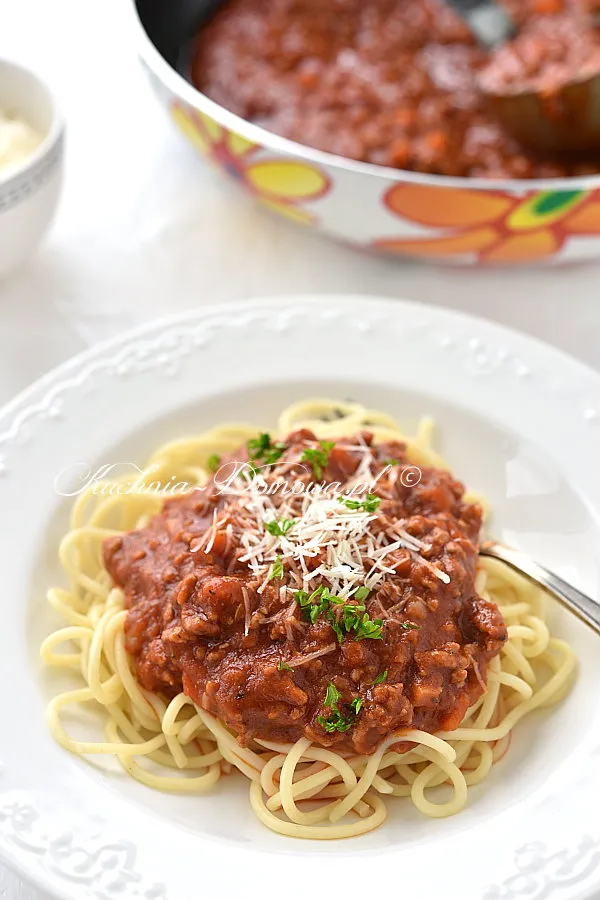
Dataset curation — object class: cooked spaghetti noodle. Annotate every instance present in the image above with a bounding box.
[41,399,576,839]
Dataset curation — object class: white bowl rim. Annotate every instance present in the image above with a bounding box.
[132,0,600,194]
[0,57,65,190]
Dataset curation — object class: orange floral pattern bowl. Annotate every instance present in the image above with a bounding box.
[135,1,600,267]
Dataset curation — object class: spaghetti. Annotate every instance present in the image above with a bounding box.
[41,399,576,839]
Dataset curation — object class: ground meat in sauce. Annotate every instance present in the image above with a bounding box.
[480,7,600,95]
[103,430,507,755]
[190,0,600,178]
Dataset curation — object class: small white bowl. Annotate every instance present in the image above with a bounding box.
[0,59,64,279]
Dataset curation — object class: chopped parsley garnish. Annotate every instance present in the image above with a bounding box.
[354,586,370,601]
[382,459,399,467]
[295,586,330,625]
[324,682,341,706]
[294,589,310,607]
[270,555,284,580]
[353,613,384,640]
[399,622,420,631]
[317,682,363,733]
[247,432,270,457]
[339,602,366,633]
[265,518,296,537]
[317,710,354,733]
[372,670,388,685]
[301,441,335,480]
[247,433,287,468]
[278,661,293,672]
[207,454,221,473]
[294,585,383,642]
[340,493,381,513]
[309,604,323,625]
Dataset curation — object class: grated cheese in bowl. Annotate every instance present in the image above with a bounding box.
[0,110,42,174]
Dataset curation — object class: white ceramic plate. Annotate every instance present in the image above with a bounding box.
[1,295,600,900]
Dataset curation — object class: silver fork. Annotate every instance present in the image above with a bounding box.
[480,541,600,635]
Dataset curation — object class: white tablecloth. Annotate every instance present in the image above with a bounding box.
[2,0,600,896]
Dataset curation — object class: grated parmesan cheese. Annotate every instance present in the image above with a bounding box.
[197,437,450,617]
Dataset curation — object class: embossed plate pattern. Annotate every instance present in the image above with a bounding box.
[0,295,599,900]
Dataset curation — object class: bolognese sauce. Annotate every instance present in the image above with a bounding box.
[191,0,600,177]
[103,430,506,756]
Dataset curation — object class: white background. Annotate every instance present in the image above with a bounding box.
[1,0,600,896]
